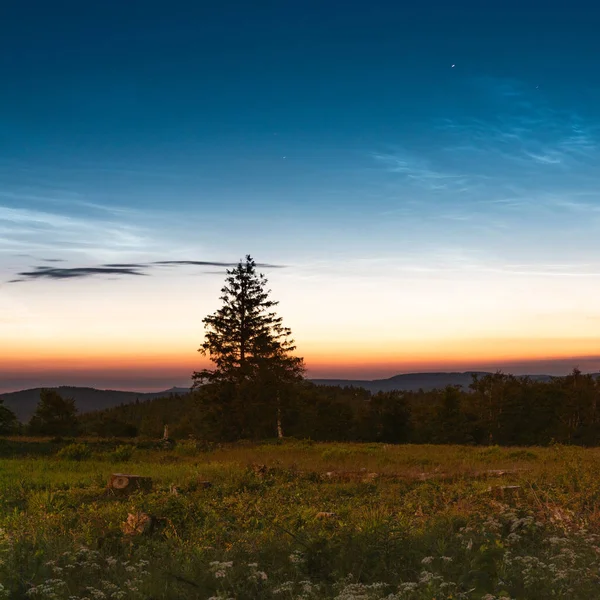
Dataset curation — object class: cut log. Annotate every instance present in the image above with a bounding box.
[323,470,380,483]
[121,512,156,536]
[108,473,152,496]
[315,511,338,520]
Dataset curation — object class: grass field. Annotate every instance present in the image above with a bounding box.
[2,439,600,599]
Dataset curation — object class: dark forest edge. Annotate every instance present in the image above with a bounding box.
[3,368,600,446]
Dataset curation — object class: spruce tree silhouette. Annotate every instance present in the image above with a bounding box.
[192,255,304,438]
[0,398,17,434]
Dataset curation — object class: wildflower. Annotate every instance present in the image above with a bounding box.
[273,581,294,594]
[209,560,233,579]
[289,550,305,564]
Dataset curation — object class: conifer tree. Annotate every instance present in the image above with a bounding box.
[0,398,17,434]
[29,389,78,436]
[192,255,304,438]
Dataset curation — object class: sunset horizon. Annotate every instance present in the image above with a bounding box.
[3,333,600,393]
[3,2,600,392]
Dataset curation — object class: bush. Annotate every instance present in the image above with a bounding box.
[56,443,92,461]
[110,444,134,462]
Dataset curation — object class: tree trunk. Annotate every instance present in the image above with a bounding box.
[276,391,283,438]
[239,279,246,371]
[277,405,283,439]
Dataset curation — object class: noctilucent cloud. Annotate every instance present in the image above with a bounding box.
[2,2,600,391]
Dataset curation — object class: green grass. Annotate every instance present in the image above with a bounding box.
[2,440,600,599]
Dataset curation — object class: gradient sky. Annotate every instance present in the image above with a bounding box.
[2,1,600,391]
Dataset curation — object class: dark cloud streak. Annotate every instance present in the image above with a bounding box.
[152,260,283,268]
[9,259,284,283]
[103,263,148,268]
[13,266,146,281]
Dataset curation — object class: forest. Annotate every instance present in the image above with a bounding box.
[73,368,600,446]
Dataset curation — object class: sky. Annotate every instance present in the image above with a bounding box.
[2,1,600,391]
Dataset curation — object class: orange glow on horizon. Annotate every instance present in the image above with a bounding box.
[4,335,600,375]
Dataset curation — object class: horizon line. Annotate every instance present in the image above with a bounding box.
[1,365,596,395]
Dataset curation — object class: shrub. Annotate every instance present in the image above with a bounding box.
[110,444,134,462]
[56,443,92,461]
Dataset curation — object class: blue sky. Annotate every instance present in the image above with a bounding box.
[2,1,600,389]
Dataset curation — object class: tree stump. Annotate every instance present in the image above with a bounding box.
[121,512,156,536]
[108,473,152,496]
[315,511,338,520]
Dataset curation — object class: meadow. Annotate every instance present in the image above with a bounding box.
[2,439,600,599]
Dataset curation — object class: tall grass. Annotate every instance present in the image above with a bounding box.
[2,440,600,598]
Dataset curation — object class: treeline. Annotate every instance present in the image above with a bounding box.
[76,369,600,446]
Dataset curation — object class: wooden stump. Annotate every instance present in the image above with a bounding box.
[108,473,152,496]
[315,511,338,520]
[121,512,156,536]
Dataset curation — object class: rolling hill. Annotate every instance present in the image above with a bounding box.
[311,371,554,392]
[0,372,565,422]
[0,386,190,422]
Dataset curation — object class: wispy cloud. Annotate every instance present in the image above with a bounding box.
[0,189,138,216]
[523,151,562,165]
[0,204,148,257]
[9,259,284,283]
[435,88,599,170]
[373,153,470,190]
[371,153,487,200]
[374,77,600,236]
[10,266,147,282]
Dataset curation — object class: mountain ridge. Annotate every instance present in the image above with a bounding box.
[0,386,191,422]
[1,371,579,422]
[309,371,555,393]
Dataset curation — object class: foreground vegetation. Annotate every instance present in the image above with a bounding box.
[2,439,600,598]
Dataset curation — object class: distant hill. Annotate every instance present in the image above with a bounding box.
[0,372,576,422]
[0,386,190,422]
[310,371,555,393]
